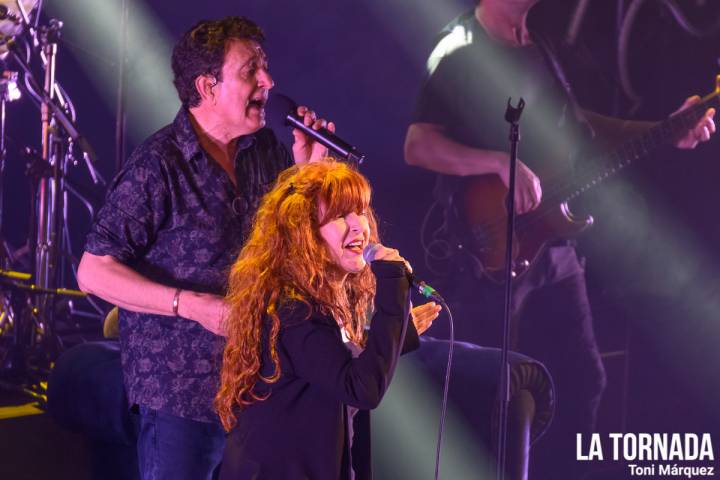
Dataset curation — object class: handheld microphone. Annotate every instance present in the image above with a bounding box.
[363,243,443,301]
[267,93,365,164]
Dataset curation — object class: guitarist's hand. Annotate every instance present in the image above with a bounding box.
[498,158,542,214]
[672,96,716,149]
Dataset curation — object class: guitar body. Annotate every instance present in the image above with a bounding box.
[461,174,593,284]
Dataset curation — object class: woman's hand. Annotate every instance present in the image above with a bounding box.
[411,301,442,335]
[364,243,412,273]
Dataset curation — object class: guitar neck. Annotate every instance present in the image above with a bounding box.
[563,87,720,203]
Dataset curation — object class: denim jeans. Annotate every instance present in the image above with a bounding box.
[136,406,226,480]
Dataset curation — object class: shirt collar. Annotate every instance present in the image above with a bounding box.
[173,108,257,163]
[235,133,256,153]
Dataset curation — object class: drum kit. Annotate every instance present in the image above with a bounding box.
[0,0,106,403]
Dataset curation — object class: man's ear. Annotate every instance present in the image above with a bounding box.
[194,74,217,105]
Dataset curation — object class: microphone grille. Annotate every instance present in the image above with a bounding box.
[362,243,381,263]
[266,93,297,127]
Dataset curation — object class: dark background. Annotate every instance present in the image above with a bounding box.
[1,0,719,476]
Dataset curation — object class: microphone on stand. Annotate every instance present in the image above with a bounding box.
[362,243,443,301]
[266,93,365,164]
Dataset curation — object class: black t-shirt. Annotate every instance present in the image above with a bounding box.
[412,10,591,282]
[413,10,588,203]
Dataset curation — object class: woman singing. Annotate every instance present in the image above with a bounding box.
[216,161,416,479]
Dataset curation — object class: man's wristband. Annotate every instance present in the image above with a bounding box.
[172,288,182,316]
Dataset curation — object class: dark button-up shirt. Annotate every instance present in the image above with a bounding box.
[85,108,293,422]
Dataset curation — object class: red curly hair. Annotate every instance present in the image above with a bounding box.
[216,160,379,431]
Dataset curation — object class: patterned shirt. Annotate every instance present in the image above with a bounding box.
[85,108,293,422]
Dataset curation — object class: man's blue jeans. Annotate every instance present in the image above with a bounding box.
[137,406,226,480]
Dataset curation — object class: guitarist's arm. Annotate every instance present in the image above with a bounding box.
[582,96,715,150]
[404,122,542,214]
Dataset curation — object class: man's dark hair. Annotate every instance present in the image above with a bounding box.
[171,16,265,109]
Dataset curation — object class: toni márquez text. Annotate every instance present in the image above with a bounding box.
[576,433,716,478]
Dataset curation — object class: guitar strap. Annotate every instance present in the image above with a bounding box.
[529,29,597,142]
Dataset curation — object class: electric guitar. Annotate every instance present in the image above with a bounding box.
[461,75,720,284]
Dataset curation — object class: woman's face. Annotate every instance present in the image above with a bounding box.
[318,203,371,276]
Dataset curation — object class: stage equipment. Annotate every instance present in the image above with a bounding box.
[0,0,105,404]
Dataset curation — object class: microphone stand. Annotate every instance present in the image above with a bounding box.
[496,97,525,480]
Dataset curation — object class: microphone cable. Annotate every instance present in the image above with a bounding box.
[431,295,454,480]
[413,284,454,480]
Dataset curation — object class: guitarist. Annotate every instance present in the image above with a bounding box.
[404,0,715,477]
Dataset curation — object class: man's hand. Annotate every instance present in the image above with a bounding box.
[673,96,716,149]
[292,105,335,164]
[497,158,542,214]
[411,301,442,336]
[177,291,229,336]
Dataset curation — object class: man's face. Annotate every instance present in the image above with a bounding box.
[212,38,274,136]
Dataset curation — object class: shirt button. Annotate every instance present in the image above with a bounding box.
[232,196,248,216]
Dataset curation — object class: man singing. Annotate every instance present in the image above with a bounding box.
[77,16,332,479]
